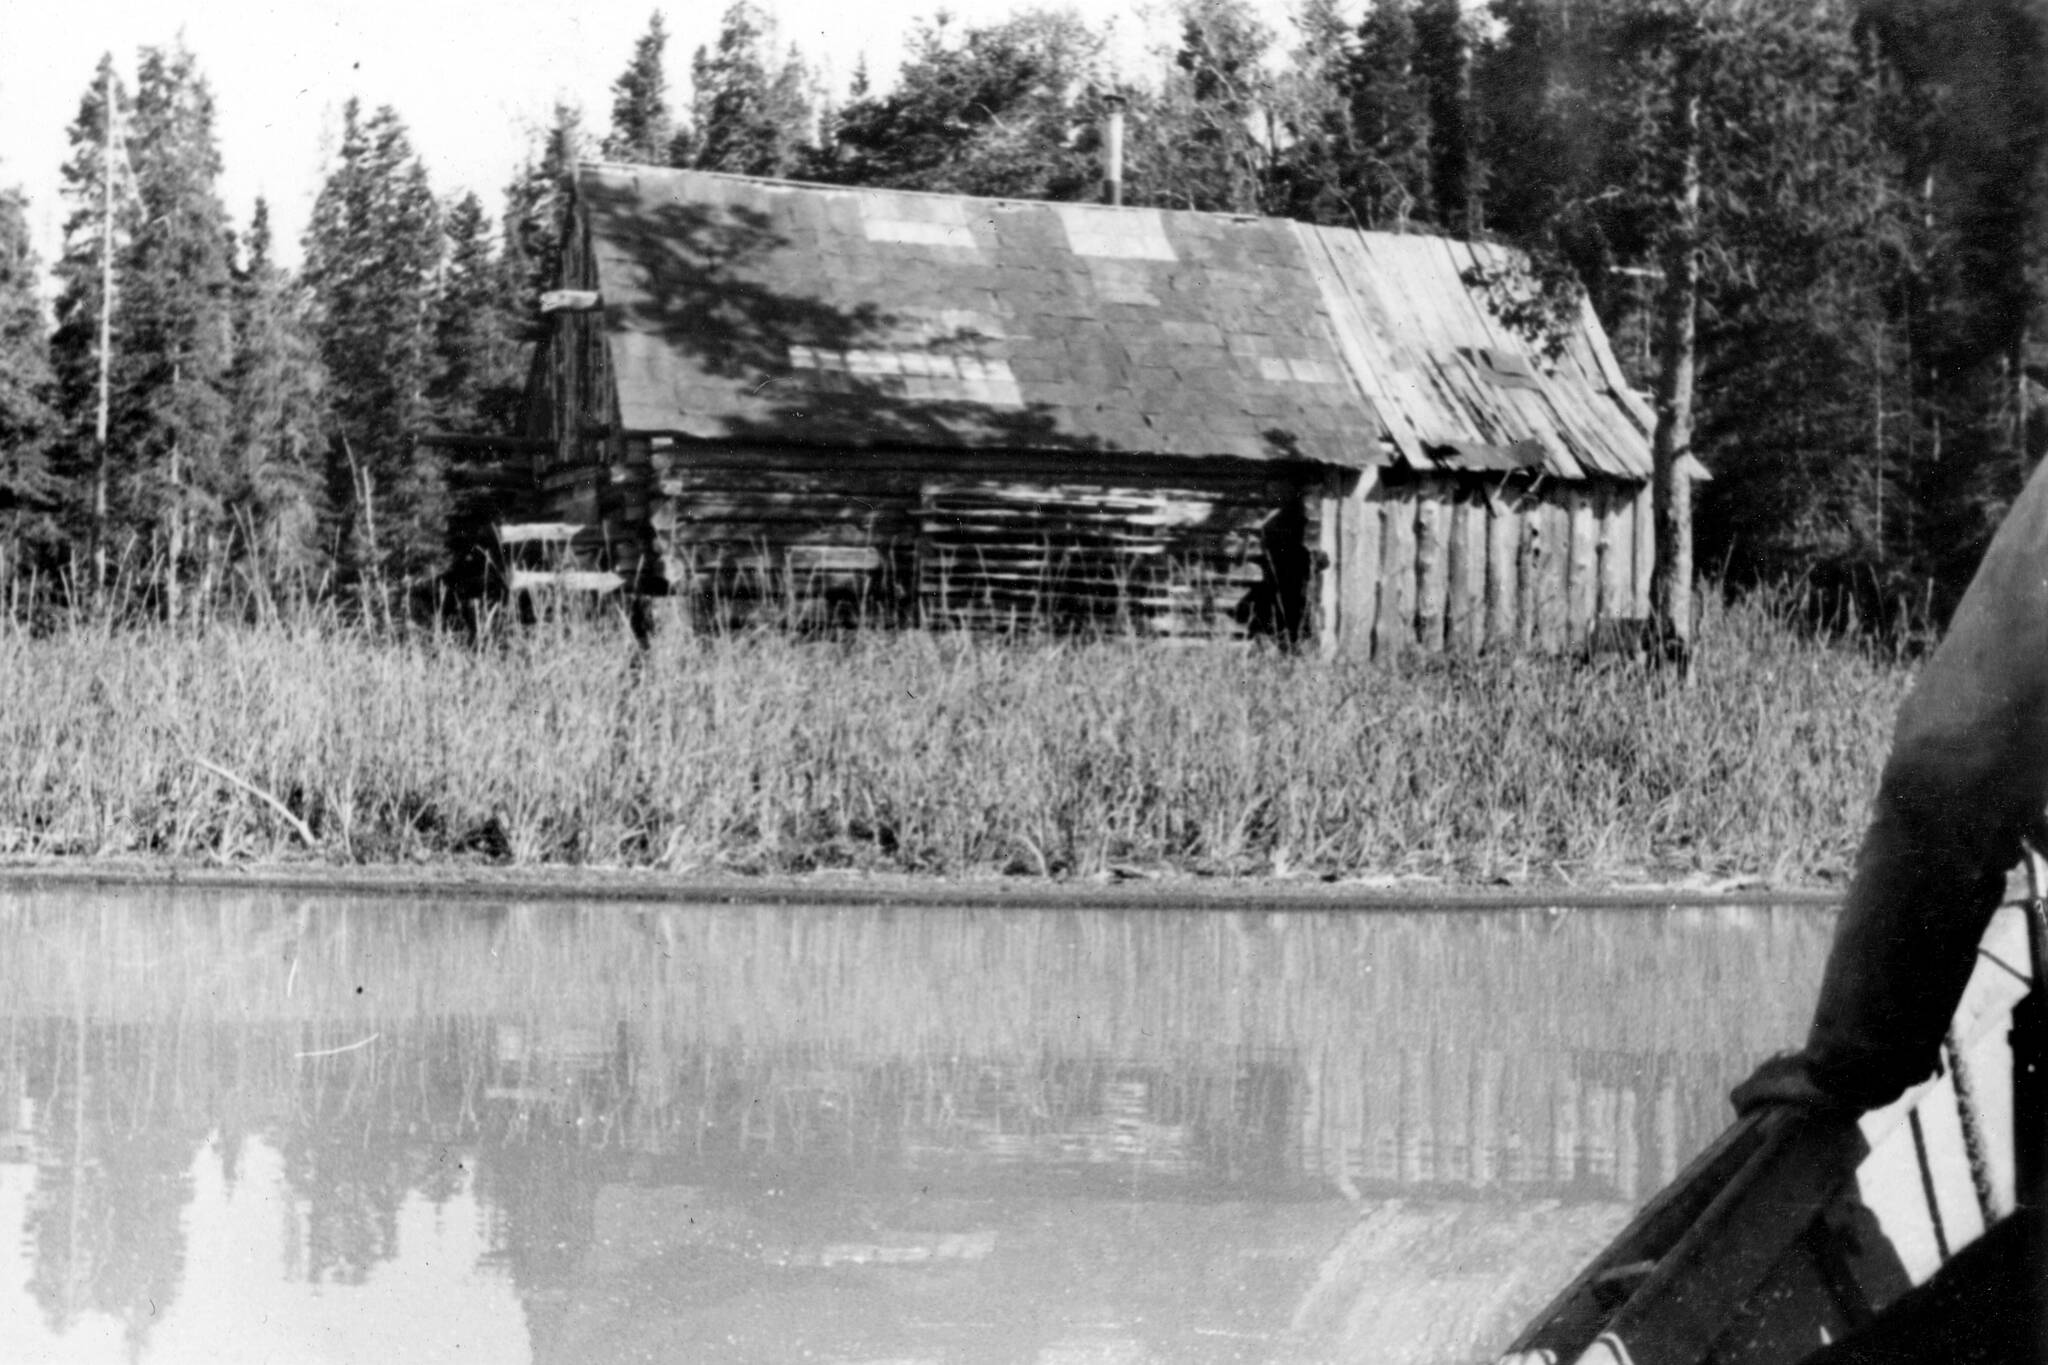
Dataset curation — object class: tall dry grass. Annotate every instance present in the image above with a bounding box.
[0,590,1908,882]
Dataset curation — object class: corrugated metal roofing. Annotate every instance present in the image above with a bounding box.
[578,163,1651,479]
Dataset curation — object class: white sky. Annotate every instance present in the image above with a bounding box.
[0,0,1311,291]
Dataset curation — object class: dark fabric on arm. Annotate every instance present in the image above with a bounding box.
[1804,460,2048,1110]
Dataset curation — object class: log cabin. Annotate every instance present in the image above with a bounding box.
[470,161,1674,654]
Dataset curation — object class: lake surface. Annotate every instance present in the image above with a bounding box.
[0,889,1839,1364]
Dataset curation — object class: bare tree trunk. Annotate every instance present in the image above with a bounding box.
[167,439,182,623]
[92,65,114,603]
[1649,30,1701,678]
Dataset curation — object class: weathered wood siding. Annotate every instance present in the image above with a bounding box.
[656,453,920,624]
[1322,471,1652,657]
[919,478,1276,636]
[522,434,1652,656]
[540,215,617,478]
[603,447,1308,637]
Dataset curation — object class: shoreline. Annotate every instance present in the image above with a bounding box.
[0,856,1847,910]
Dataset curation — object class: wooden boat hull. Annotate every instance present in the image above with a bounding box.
[1498,905,2041,1365]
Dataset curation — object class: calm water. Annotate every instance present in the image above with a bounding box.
[0,890,1839,1364]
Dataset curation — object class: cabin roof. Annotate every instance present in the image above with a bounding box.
[577,163,1652,479]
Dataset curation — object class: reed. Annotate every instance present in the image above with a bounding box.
[0,587,1906,882]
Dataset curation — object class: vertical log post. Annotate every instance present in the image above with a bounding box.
[1340,468,1381,658]
[1377,482,1417,659]
[1536,501,1569,653]
[1485,483,1519,650]
[1632,482,1655,620]
[1416,492,1449,652]
[1317,470,1342,658]
[1597,486,1632,629]
[1516,501,1543,652]
[1448,488,1485,653]
[1566,488,1598,651]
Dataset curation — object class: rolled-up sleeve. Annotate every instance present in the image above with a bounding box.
[1806,459,2048,1109]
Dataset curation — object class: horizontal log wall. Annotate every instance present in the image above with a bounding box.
[920,478,1273,637]
[531,445,1652,656]
[625,447,1303,637]
[1323,471,1652,658]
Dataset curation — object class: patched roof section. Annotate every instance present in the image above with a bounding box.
[582,164,1373,466]
[579,164,1650,478]
[1291,227,1653,480]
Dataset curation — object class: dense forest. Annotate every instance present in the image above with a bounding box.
[0,0,2042,636]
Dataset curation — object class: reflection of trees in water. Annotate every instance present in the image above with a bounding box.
[277,1129,407,1285]
[3,1012,507,1339]
[274,1017,500,1284]
[476,1137,606,1353]
[3,897,1829,1068]
[0,894,1839,1353]
[16,1021,204,1356]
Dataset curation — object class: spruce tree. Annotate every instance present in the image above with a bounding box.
[303,98,445,590]
[688,2,814,178]
[1859,0,2048,603]
[1412,0,1476,234]
[1347,0,1433,229]
[1268,0,1372,227]
[226,199,326,578]
[48,54,136,590]
[501,101,582,347]
[1461,0,1938,624]
[1478,0,1592,247]
[0,184,58,579]
[428,190,519,437]
[1139,0,1274,214]
[603,12,677,165]
[120,41,235,614]
[820,10,1112,199]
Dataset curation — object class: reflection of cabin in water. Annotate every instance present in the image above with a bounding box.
[482,162,1665,652]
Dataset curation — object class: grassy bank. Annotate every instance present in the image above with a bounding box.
[0,594,1909,883]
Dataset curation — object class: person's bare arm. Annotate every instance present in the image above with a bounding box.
[1755,461,2048,1112]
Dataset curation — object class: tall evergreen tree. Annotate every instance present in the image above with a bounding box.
[1347,0,1434,229]
[1858,0,2048,603]
[427,190,520,438]
[1412,0,1477,234]
[118,41,235,614]
[603,12,677,165]
[1266,0,1365,226]
[1672,5,1920,607]
[1478,0,1594,247]
[688,2,814,178]
[1465,0,1940,624]
[819,9,1114,199]
[48,54,136,589]
[0,184,58,578]
[501,101,583,347]
[303,98,444,589]
[226,199,326,578]
[1138,0,1275,214]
